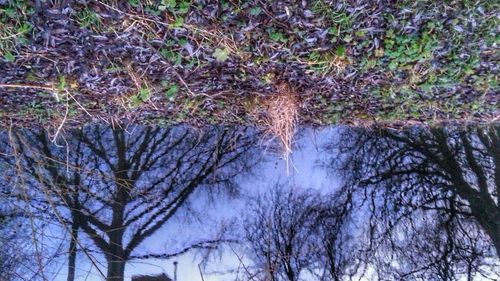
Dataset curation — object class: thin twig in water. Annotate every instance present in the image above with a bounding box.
[229,244,259,281]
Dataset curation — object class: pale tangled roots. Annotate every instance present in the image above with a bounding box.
[263,82,299,172]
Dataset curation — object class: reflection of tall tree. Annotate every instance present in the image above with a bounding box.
[243,186,360,281]
[331,125,500,279]
[244,186,320,281]
[4,125,258,281]
[314,188,360,281]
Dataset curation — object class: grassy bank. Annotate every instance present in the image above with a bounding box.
[0,0,498,128]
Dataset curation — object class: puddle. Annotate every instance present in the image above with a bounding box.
[0,124,498,281]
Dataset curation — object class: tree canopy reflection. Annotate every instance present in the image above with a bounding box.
[1,125,259,281]
[327,125,500,280]
[0,124,498,281]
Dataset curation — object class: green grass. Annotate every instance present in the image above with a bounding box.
[0,0,33,60]
[0,0,498,127]
[311,0,354,40]
[75,7,103,32]
[267,28,288,43]
[383,25,438,71]
[129,86,152,108]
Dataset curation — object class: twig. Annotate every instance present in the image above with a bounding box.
[198,263,205,281]
[229,244,259,281]
[130,239,237,260]
[0,83,55,91]
[50,91,69,144]
[66,90,94,118]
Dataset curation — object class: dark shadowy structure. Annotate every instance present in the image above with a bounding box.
[1,125,259,281]
[131,273,172,281]
[329,125,500,280]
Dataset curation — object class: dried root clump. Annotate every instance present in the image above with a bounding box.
[263,82,299,164]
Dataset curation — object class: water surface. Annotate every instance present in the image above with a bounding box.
[0,124,498,281]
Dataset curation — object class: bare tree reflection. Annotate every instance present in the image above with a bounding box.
[1,125,259,281]
[242,185,362,281]
[2,123,498,281]
[329,125,500,280]
[243,186,320,281]
[0,201,34,279]
[314,186,361,281]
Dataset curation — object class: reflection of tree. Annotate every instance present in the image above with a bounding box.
[3,125,258,281]
[244,186,320,281]
[331,125,500,280]
[314,188,360,281]
[0,154,41,280]
[242,186,361,281]
[0,204,33,280]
